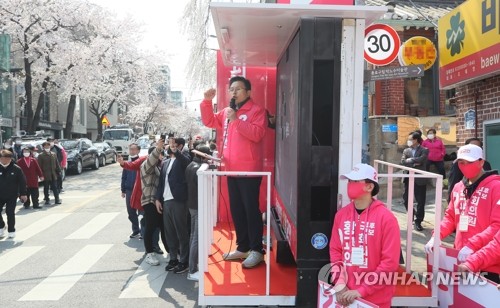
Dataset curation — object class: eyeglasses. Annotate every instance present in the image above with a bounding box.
[228,87,246,93]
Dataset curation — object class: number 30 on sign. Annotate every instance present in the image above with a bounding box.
[364,24,401,66]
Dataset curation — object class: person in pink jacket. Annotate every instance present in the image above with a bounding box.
[421,128,446,179]
[200,76,267,269]
[458,229,500,275]
[330,163,401,307]
[425,144,500,283]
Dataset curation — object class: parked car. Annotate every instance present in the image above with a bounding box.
[59,138,99,174]
[93,142,118,166]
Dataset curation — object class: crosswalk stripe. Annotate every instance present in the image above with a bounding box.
[10,213,70,242]
[18,244,113,301]
[119,256,169,298]
[19,244,113,301]
[65,212,120,239]
[0,246,44,276]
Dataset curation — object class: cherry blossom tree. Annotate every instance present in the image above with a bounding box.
[0,0,87,133]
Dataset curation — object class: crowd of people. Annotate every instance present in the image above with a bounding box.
[118,76,269,281]
[2,75,498,306]
[0,137,66,238]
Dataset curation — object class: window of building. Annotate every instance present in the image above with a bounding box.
[445,88,456,115]
[404,65,436,116]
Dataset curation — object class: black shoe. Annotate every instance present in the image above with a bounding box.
[45,200,50,205]
[173,262,189,274]
[153,247,164,255]
[24,205,30,209]
[55,199,62,204]
[415,222,424,231]
[33,205,42,209]
[165,259,179,271]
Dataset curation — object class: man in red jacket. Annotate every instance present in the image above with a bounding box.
[201,76,267,269]
[330,163,400,308]
[17,146,44,209]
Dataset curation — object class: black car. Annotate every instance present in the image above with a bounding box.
[60,138,99,174]
[93,142,118,166]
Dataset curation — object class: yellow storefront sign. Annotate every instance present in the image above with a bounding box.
[438,0,500,88]
[399,36,437,70]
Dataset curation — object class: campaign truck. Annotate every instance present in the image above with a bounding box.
[102,125,136,158]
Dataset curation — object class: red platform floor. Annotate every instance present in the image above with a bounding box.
[203,222,297,296]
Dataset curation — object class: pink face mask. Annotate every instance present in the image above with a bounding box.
[458,161,483,179]
[347,182,367,200]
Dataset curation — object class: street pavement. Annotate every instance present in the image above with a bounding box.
[0,163,198,308]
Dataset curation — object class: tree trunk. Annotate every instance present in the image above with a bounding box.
[64,95,77,138]
[32,76,50,133]
[24,59,34,133]
[96,114,103,141]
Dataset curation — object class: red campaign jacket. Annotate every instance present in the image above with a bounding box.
[464,230,500,273]
[439,173,500,274]
[121,156,147,211]
[421,138,445,162]
[329,199,401,308]
[17,157,43,188]
[200,98,266,172]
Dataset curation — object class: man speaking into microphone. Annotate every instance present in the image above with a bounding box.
[200,76,267,269]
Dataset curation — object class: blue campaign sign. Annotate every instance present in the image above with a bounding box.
[381,124,398,133]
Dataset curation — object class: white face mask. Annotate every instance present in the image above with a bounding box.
[50,142,55,147]
[23,152,30,157]
[44,148,51,152]
[427,134,435,140]
[129,154,138,159]
[4,144,12,149]
[15,140,22,145]
[407,140,414,147]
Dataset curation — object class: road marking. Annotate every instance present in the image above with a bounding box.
[1,213,71,242]
[19,244,113,301]
[0,246,44,276]
[119,255,169,298]
[65,212,120,239]
[63,190,110,213]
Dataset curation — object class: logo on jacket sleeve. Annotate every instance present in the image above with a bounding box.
[239,114,248,121]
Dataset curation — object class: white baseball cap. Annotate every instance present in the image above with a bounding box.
[340,163,378,183]
[456,144,483,162]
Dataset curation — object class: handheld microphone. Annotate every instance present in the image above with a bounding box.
[227,98,237,124]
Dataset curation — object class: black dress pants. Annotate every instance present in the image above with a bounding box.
[227,176,263,253]
[403,180,427,224]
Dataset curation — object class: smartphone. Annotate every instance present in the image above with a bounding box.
[160,133,166,140]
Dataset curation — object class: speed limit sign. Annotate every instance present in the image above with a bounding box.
[364,24,401,66]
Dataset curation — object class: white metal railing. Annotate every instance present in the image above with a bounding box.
[197,165,291,306]
[373,160,441,307]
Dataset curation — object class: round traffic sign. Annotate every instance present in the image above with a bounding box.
[364,24,401,66]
